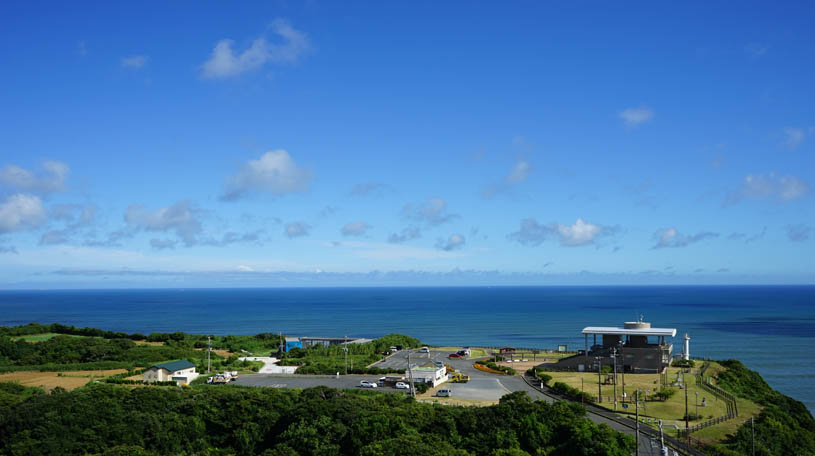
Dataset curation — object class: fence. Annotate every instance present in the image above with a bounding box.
[677,360,739,437]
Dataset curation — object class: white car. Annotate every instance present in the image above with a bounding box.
[360,380,378,388]
[394,381,409,389]
[437,388,452,397]
[419,347,430,353]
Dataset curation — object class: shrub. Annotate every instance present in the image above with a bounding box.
[652,387,676,402]
[672,359,695,368]
[414,383,429,394]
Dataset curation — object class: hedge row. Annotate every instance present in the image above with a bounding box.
[551,381,594,403]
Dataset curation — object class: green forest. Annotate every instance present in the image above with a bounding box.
[0,383,634,456]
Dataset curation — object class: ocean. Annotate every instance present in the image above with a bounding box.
[1,286,813,412]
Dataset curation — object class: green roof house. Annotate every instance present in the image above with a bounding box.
[144,360,198,385]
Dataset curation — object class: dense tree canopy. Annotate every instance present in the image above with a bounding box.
[0,384,634,456]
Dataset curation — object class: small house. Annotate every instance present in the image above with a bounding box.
[406,361,447,387]
[144,360,199,385]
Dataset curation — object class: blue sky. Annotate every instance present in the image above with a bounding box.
[0,1,813,288]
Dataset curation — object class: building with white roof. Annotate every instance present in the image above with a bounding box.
[544,318,677,373]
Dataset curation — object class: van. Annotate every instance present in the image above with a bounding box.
[437,388,452,397]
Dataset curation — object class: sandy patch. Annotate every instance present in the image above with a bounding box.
[194,347,232,358]
[497,360,542,373]
[133,340,164,346]
[0,369,127,391]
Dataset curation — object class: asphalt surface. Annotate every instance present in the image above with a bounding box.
[230,349,674,456]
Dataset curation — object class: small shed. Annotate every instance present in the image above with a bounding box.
[285,337,302,352]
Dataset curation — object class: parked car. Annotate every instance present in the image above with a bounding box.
[378,377,387,385]
[448,353,464,359]
[389,346,398,353]
[395,381,409,389]
[360,380,378,388]
[436,388,452,397]
[419,347,430,353]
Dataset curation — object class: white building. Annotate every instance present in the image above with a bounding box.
[143,360,199,385]
[406,361,447,387]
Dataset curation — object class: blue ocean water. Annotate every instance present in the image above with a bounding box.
[1,286,813,412]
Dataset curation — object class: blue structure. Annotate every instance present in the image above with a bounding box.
[284,337,302,352]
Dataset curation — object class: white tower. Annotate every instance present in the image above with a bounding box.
[683,333,691,361]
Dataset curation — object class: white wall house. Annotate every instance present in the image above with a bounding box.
[406,361,447,387]
[143,360,199,385]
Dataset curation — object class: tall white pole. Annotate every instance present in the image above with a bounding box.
[635,389,640,455]
[207,335,211,373]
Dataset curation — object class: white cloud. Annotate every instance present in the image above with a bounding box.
[121,55,148,69]
[507,160,531,184]
[725,173,809,205]
[349,183,388,197]
[0,194,47,234]
[744,43,769,58]
[201,19,310,79]
[284,221,310,239]
[341,221,371,237]
[402,198,458,226]
[0,160,69,194]
[330,240,464,261]
[388,227,421,244]
[652,227,718,249]
[619,106,654,128]
[507,218,618,247]
[482,159,532,198]
[221,150,311,201]
[124,200,202,247]
[436,233,466,251]
[783,127,805,149]
[149,238,177,250]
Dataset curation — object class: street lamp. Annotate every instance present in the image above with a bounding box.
[612,347,618,410]
[695,391,699,420]
[581,377,584,404]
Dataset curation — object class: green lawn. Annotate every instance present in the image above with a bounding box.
[10,333,85,343]
[542,362,762,444]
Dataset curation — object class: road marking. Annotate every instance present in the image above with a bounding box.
[495,379,514,395]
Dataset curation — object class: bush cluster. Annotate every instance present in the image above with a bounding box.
[476,361,516,376]
[551,381,594,403]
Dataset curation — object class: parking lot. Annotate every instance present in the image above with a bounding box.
[233,374,410,394]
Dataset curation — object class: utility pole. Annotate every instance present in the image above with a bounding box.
[344,335,348,375]
[685,379,690,448]
[407,350,415,397]
[612,347,618,410]
[207,335,211,373]
[620,342,625,402]
[635,389,640,455]
[596,356,602,403]
[581,377,584,404]
[695,391,699,420]
[658,419,665,454]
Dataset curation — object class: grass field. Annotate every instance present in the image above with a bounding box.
[0,369,127,391]
[541,362,762,443]
[10,333,85,343]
